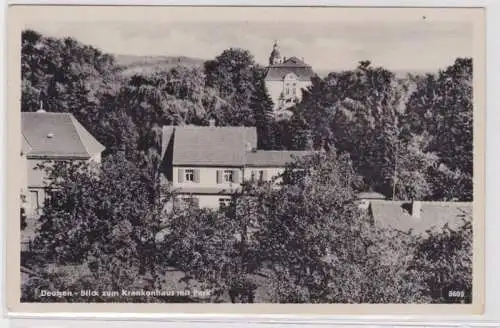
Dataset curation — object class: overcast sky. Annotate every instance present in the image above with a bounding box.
[25,20,473,72]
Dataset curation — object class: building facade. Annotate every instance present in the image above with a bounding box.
[264,41,315,112]
[159,124,310,209]
[21,110,105,218]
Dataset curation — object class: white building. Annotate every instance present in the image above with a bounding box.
[21,110,105,217]
[159,123,310,210]
[264,41,314,113]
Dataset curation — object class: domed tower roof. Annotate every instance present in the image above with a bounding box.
[269,40,282,65]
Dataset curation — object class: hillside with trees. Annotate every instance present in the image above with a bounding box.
[20,29,473,303]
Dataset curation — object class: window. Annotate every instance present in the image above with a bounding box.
[178,168,200,183]
[292,83,297,95]
[173,196,199,211]
[219,198,231,209]
[259,170,265,181]
[45,189,55,206]
[217,169,239,184]
[250,170,256,182]
[223,170,233,183]
[185,169,194,182]
[29,190,39,213]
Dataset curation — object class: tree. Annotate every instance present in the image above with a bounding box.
[26,154,173,301]
[245,151,424,303]
[404,58,473,201]
[392,132,439,201]
[158,203,261,302]
[204,48,261,126]
[409,214,473,303]
[294,61,412,196]
[250,73,276,150]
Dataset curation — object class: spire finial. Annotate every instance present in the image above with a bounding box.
[37,100,46,113]
[37,91,47,113]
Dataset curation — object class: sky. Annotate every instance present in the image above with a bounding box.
[24,20,473,72]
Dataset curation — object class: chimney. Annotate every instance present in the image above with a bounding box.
[36,100,46,113]
[209,118,216,127]
[245,142,253,152]
[412,201,422,218]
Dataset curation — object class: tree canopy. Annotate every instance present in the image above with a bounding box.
[21,29,474,303]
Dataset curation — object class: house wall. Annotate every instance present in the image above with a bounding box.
[197,195,232,209]
[243,166,286,184]
[265,80,284,110]
[172,166,244,188]
[167,166,287,211]
[27,159,49,189]
[20,153,28,195]
[24,155,102,217]
[167,194,232,211]
[90,152,102,163]
[265,79,312,111]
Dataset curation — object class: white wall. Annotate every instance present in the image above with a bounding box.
[265,79,312,111]
[265,80,283,110]
[24,154,103,217]
[173,166,244,189]
[170,194,232,210]
[243,167,285,184]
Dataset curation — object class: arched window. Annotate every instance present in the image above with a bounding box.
[285,83,291,96]
[283,73,298,99]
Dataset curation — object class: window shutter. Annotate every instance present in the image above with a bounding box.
[178,168,184,183]
[233,169,240,183]
[262,170,268,181]
[216,170,222,184]
[194,169,200,183]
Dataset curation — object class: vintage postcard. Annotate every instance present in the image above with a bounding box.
[6,5,485,315]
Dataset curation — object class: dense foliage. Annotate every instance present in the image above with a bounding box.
[20,29,474,303]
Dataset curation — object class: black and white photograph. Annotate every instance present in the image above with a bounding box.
[7,5,484,313]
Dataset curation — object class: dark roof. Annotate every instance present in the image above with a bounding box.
[265,57,314,81]
[282,56,307,66]
[162,125,258,166]
[265,66,314,81]
[369,200,472,235]
[21,112,105,159]
[245,150,311,167]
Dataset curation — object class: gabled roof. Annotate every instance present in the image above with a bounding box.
[368,200,472,235]
[265,56,315,81]
[162,125,258,166]
[21,112,105,159]
[245,150,311,167]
